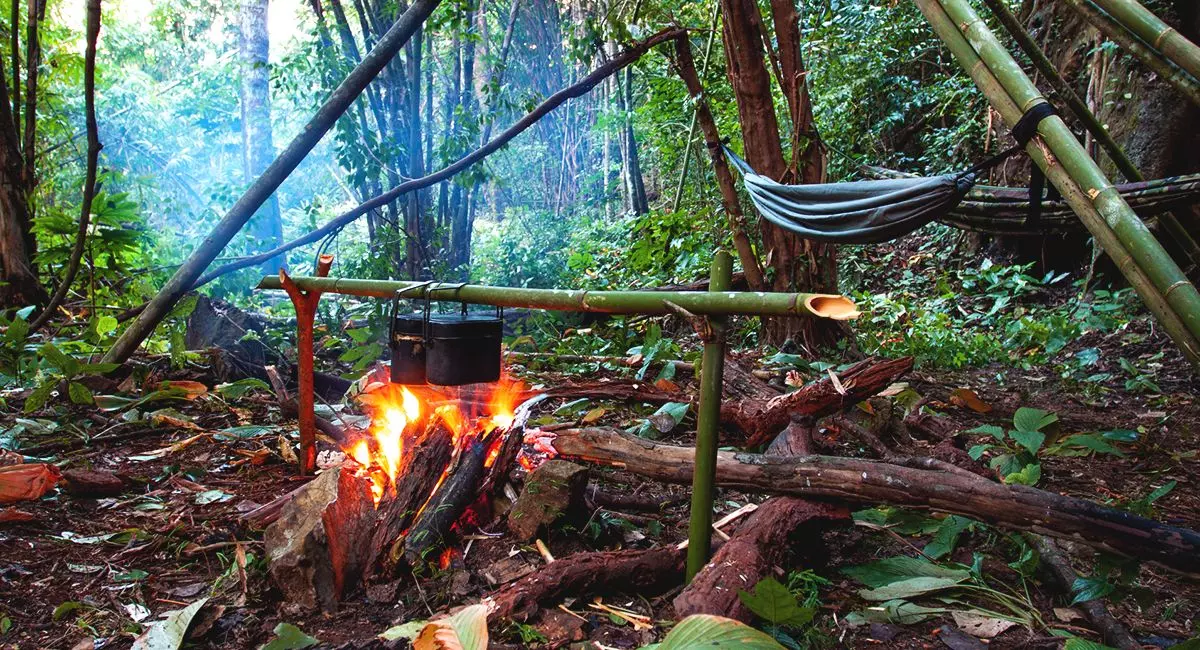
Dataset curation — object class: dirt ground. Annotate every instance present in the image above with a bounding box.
[1,320,1197,649]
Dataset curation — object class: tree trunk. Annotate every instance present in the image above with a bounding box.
[239,0,285,273]
[0,66,42,307]
[718,0,840,350]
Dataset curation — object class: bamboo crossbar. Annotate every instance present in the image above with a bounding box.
[257,275,861,320]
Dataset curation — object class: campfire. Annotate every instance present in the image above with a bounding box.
[346,378,522,507]
[262,370,528,613]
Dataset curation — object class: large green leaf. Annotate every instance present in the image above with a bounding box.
[842,555,970,588]
[923,515,974,559]
[1012,407,1057,433]
[1008,429,1045,456]
[650,615,785,649]
[858,576,966,601]
[737,577,814,627]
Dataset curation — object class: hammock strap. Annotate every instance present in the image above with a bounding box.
[957,102,1059,225]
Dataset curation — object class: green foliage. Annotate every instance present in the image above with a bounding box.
[643,615,786,650]
[739,578,816,628]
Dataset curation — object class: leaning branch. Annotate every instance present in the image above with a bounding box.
[192,27,687,289]
[30,0,102,332]
[550,428,1200,575]
[102,0,445,364]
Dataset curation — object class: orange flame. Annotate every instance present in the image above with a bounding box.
[345,374,526,506]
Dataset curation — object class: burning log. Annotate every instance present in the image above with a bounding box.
[402,436,492,568]
[549,427,1200,575]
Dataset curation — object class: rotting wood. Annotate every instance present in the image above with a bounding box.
[550,428,1200,574]
[674,497,848,622]
[723,356,913,447]
[485,545,686,622]
[1028,534,1141,650]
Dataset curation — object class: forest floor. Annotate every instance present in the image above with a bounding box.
[2,235,1199,649]
[0,325,1196,649]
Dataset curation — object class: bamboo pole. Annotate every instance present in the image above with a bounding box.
[913,0,1200,367]
[671,0,720,213]
[686,251,732,582]
[932,0,1200,354]
[1061,0,1200,108]
[1087,0,1200,81]
[980,0,1139,181]
[257,275,861,319]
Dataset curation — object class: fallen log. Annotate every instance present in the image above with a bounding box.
[674,497,848,622]
[1028,535,1140,650]
[550,428,1200,575]
[485,546,686,622]
[723,357,913,447]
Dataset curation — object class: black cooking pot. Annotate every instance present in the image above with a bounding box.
[425,312,502,386]
[389,311,427,384]
[388,284,433,385]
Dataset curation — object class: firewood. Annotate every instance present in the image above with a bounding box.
[674,497,848,621]
[403,436,492,567]
[550,427,1200,575]
[723,356,914,447]
[485,546,686,622]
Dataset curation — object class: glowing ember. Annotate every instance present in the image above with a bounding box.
[345,373,525,507]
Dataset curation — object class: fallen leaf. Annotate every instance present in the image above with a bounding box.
[949,388,992,413]
[951,611,1016,638]
[828,369,847,395]
[125,603,152,623]
[131,597,209,650]
[654,378,680,392]
[579,407,607,424]
[259,622,317,650]
[413,604,488,650]
[0,463,61,504]
[160,381,208,400]
[277,436,298,464]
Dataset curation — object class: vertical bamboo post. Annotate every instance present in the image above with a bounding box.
[686,250,733,582]
[913,0,1200,367]
[932,0,1200,353]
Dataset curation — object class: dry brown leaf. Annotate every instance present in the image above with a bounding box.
[162,380,209,399]
[277,436,298,464]
[0,506,36,522]
[949,387,992,413]
[0,463,61,504]
[827,369,847,395]
[580,407,607,425]
[654,378,680,392]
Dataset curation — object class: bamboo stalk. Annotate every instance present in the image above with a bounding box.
[671,0,720,213]
[686,251,732,582]
[1061,0,1200,108]
[1087,0,1200,81]
[932,0,1200,358]
[257,275,860,319]
[914,0,1200,367]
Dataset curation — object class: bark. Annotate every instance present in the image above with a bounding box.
[29,0,102,331]
[0,61,42,307]
[670,35,765,290]
[239,0,285,273]
[719,0,840,349]
[485,546,686,622]
[722,356,913,448]
[103,0,443,365]
[549,428,1200,575]
[674,497,848,621]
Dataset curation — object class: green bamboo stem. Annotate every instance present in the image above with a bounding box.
[914,0,1200,367]
[1088,0,1200,81]
[257,275,861,319]
[686,250,732,582]
[980,0,1140,181]
[1061,0,1200,108]
[980,0,1200,268]
[936,0,1200,350]
[671,0,720,213]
